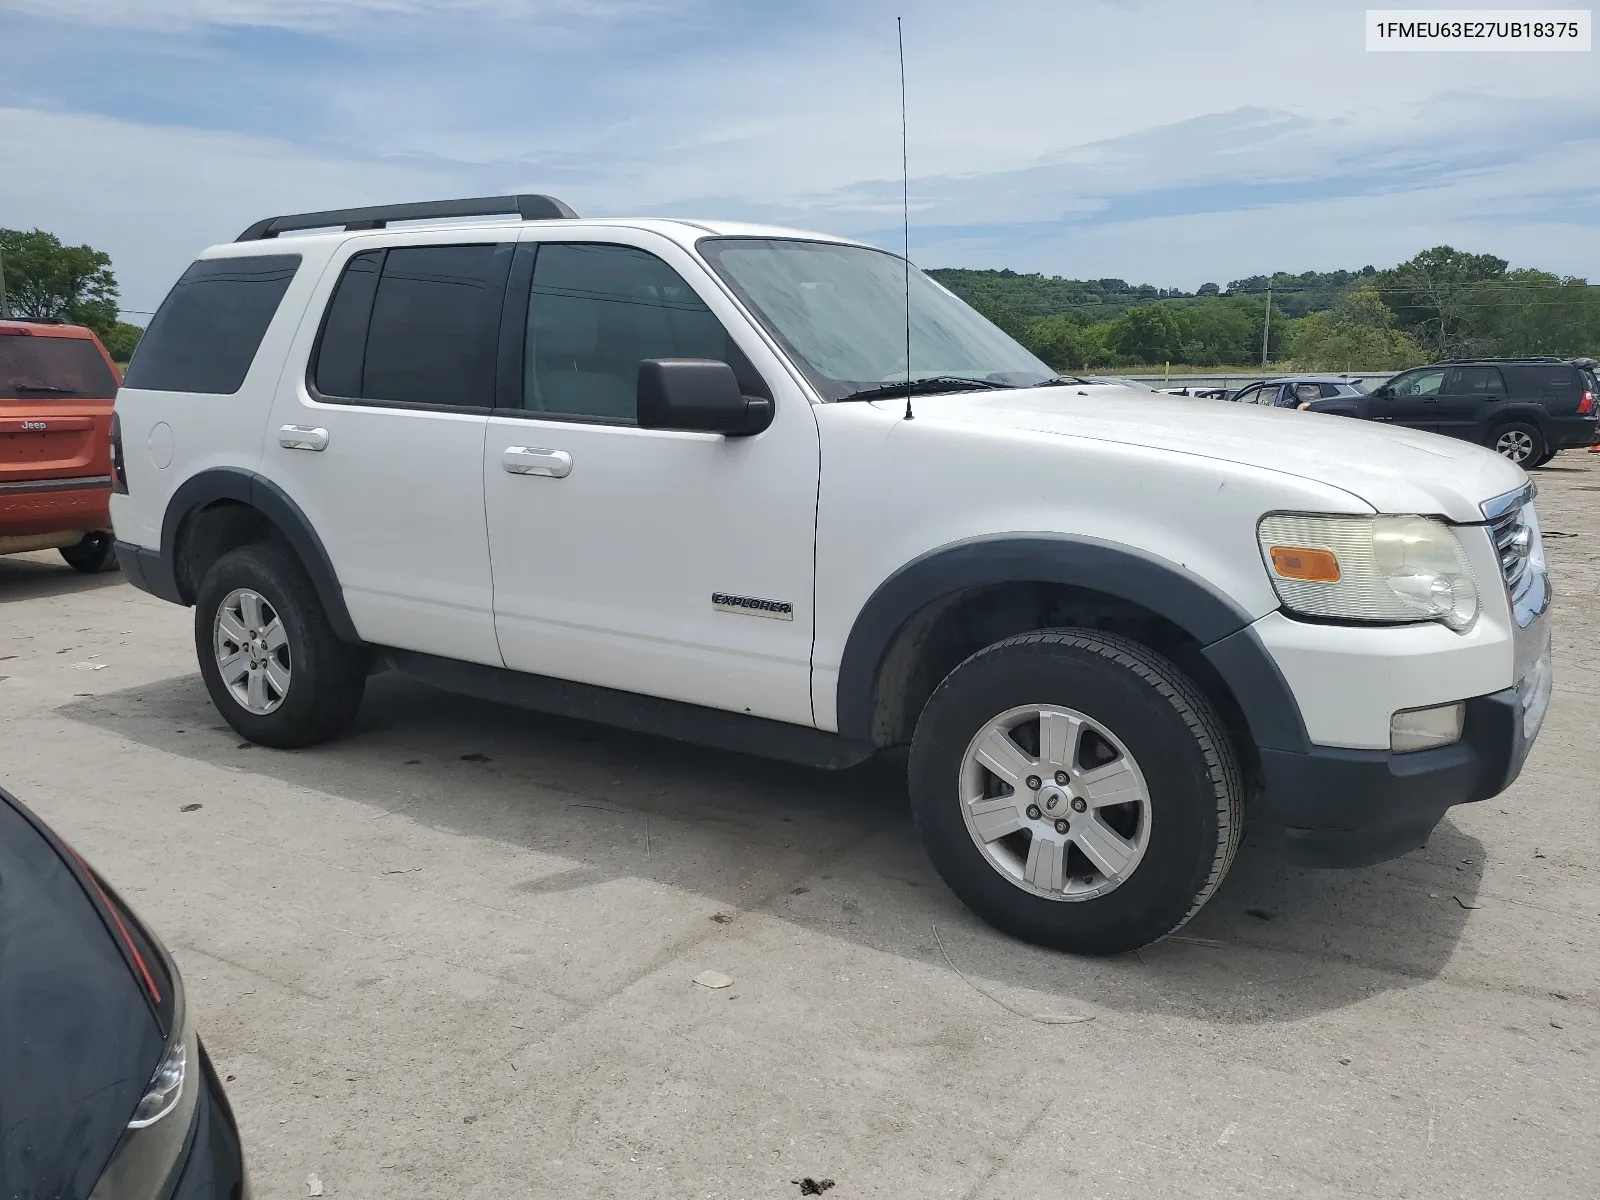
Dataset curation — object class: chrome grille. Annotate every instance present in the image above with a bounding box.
[1480,483,1547,627]
[1489,505,1534,603]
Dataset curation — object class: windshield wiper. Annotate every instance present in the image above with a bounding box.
[834,376,1017,403]
[1036,376,1092,387]
[10,384,78,394]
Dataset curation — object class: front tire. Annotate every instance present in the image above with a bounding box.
[60,532,118,573]
[195,543,367,748]
[908,629,1243,956]
[1491,422,1544,465]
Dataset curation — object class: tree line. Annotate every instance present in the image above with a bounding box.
[931,247,1600,372]
[4,226,1596,373]
[0,228,145,361]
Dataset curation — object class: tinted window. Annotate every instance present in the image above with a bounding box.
[313,250,381,399]
[122,255,300,394]
[1512,364,1579,392]
[524,244,756,422]
[0,800,166,1198]
[1319,383,1343,398]
[360,245,506,408]
[1446,366,1505,393]
[1232,384,1262,403]
[0,334,118,399]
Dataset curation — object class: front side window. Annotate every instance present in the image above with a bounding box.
[522,243,759,422]
[122,255,300,394]
[1393,368,1446,397]
[313,244,508,409]
[699,238,1055,400]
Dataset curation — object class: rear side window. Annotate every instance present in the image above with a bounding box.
[0,334,118,399]
[1445,366,1506,394]
[122,255,299,394]
[313,244,510,409]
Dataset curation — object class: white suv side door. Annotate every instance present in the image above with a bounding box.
[482,228,821,725]
[265,233,508,666]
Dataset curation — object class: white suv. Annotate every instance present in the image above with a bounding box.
[110,195,1554,955]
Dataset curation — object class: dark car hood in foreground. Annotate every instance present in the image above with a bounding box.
[0,800,166,1198]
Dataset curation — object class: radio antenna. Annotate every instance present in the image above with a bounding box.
[898,16,913,421]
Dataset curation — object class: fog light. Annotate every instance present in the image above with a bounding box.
[1391,703,1464,753]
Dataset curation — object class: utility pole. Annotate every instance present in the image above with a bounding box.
[0,242,9,318]
[1260,281,1272,371]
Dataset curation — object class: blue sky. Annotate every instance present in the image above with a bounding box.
[2,0,1596,317]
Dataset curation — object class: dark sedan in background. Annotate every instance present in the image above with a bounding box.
[0,786,248,1199]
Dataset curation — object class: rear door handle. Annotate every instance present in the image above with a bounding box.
[279,425,329,451]
[502,447,572,478]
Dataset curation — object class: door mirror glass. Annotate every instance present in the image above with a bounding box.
[637,359,773,436]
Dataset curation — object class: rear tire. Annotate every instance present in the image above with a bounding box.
[1491,422,1544,465]
[60,532,118,573]
[194,543,367,748]
[908,629,1243,956]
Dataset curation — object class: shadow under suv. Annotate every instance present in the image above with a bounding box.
[1307,357,1598,466]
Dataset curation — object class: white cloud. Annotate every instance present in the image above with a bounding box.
[0,0,668,33]
[2,0,1595,313]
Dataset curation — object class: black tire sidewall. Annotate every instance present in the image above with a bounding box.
[910,635,1230,955]
[61,532,116,573]
[194,544,360,747]
[1492,422,1545,464]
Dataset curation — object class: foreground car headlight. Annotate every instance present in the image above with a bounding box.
[1258,514,1479,632]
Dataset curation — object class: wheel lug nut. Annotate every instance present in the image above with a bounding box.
[1055,771,1069,785]
[1054,819,1070,834]
[1025,775,1041,791]
[1071,797,1087,813]
[1026,805,1042,821]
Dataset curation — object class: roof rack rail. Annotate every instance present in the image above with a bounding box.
[0,315,67,325]
[235,194,579,242]
[1433,355,1567,365]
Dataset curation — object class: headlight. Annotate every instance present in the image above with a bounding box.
[1258,514,1479,631]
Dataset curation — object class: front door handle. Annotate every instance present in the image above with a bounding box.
[279,425,329,451]
[502,447,572,478]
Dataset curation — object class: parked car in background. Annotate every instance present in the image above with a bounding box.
[1306,358,1599,466]
[0,785,249,1197]
[1231,375,1370,408]
[1,318,122,571]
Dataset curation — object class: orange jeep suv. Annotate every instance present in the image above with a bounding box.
[1,319,122,572]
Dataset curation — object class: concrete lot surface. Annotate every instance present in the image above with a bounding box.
[2,456,1597,1199]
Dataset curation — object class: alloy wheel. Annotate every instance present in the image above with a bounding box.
[958,704,1152,901]
[214,588,291,715]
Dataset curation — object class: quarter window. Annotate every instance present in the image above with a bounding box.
[122,255,300,394]
[522,244,761,422]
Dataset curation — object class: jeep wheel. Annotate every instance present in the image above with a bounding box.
[1528,448,1556,469]
[195,544,367,748]
[1492,422,1544,465]
[908,629,1243,956]
[60,532,118,573]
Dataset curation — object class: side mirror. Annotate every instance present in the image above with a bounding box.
[637,359,773,437]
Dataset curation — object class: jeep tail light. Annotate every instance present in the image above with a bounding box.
[110,410,128,493]
[1580,390,1594,415]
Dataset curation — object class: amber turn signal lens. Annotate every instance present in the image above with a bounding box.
[1269,545,1341,582]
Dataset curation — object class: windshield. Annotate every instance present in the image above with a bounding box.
[0,334,118,399]
[698,238,1055,400]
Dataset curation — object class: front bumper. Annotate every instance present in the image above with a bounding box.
[1260,683,1539,867]
[168,1040,250,1200]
